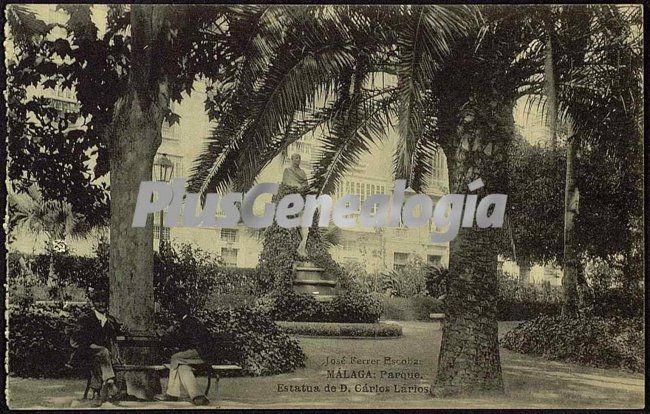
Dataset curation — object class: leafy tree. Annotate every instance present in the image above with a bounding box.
[6,3,261,397]
[522,5,643,315]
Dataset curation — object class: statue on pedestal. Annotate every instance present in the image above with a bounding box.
[281,153,310,259]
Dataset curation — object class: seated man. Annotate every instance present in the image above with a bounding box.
[68,289,122,406]
[154,302,213,406]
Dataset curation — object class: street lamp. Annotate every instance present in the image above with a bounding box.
[153,153,174,251]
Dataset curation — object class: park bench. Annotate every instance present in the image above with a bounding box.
[83,362,242,400]
[429,313,445,330]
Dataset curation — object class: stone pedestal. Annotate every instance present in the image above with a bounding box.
[292,261,337,302]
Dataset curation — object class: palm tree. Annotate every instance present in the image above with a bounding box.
[8,183,93,302]
[189,5,531,396]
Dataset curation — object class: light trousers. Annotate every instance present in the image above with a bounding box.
[166,349,203,398]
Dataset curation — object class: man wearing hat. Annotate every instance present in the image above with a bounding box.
[68,289,122,405]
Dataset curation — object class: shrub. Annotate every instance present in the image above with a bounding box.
[501,315,644,372]
[153,243,223,315]
[497,300,561,321]
[330,286,383,323]
[8,303,305,378]
[379,295,444,321]
[378,258,432,297]
[276,321,402,337]
[211,267,264,296]
[589,288,644,319]
[156,306,306,376]
[258,286,382,323]
[259,290,329,322]
[7,303,89,378]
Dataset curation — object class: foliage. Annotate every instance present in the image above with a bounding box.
[7,303,89,378]
[499,137,565,265]
[153,244,224,315]
[330,285,383,323]
[425,266,449,298]
[167,306,307,376]
[8,244,266,314]
[379,295,444,321]
[496,271,562,320]
[276,321,402,337]
[378,257,431,297]
[257,184,346,293]
[497,271,563,304]
[497,301,562,321]
[188,5,476,195]
[8,302,305,378]
[258,286,382,324]
[7,251,107,301]
[501,315,644,372]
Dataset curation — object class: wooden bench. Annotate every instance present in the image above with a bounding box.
[429,313,445,330]
[83,363,242,400]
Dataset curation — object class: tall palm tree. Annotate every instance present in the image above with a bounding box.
[190,5,535,396]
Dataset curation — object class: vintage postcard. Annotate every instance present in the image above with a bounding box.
[4,3,644,410]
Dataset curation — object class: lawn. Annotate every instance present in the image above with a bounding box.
[6,321,644,409]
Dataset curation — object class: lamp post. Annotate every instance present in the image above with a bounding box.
[153,153,174,251]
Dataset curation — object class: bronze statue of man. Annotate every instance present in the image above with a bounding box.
[282,153,309,258]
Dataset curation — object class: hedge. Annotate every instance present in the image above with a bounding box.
[8,303,305,378]
[501,315,644,372]
[277,321,402,337]
[257,287,382,323]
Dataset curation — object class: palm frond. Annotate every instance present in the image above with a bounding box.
[393,5,474,183]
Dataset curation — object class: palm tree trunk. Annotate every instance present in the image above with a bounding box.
[432,96,514,397]
[108,5,169,399]
[561,134,580,317]
[544,33,558,150]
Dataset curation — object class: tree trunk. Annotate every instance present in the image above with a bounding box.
[518,262,531,285]
[561,134,580,317]
[432,96,514,397]
[108,5,169,400]
[544,33,558,150]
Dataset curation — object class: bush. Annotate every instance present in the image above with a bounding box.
[258,286,382,324]
[378,258,432,297]
[7,303,89,378]
[8,303,305,378]
[276,321,402,337]
[153,244,223,315]
[330,286,383,323]
[590,288,644,319]
[501,315,644,372]
[379,295,444,321]
[497,300,561,321]
[191,307,306,376]
[496,270,563,320]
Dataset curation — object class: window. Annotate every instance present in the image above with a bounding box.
[221,228,238,243]
[153,225,170,241]
[393,252,409,270]
[428,255,442,266]
[221,247,238,267]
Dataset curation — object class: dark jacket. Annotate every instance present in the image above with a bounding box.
[67,309,122,368]
[164,315,215,362]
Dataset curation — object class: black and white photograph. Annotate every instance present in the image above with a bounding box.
[4,3,645,409]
